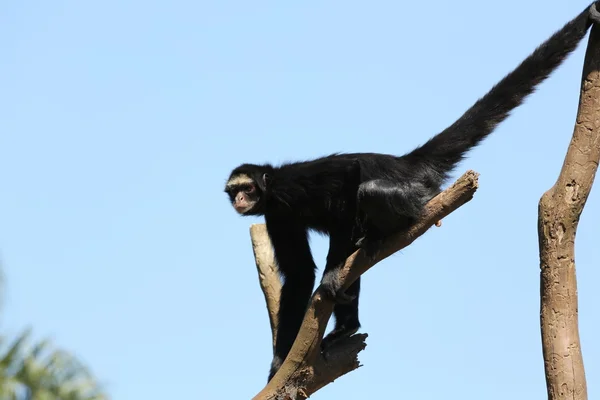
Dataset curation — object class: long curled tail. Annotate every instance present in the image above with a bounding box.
[403,2,599,180]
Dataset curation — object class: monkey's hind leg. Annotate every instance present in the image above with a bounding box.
[320,231,362,351]
[321,277,361,352]
[356,179,431,258]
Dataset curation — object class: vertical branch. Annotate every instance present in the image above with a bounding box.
[250,224,282,351]
[538,25,600,400]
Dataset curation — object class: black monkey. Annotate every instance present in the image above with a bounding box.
[225,3,600,381]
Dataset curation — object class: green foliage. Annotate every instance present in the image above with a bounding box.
[0,328,108,400]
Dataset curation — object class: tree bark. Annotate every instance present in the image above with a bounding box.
[251,170,480,399]
[251,224,282,351]
[538,25,600,400]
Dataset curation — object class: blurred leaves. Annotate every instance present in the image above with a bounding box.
[0,259,108,400]
[0,328,108,400]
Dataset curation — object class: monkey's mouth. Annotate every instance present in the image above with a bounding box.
[234,203,253,214]
[234,199,260,215]
[236,200,264,216]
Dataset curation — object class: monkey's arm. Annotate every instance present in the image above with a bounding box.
[265,217,317,381]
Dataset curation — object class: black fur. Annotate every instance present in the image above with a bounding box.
[225,3,600,382]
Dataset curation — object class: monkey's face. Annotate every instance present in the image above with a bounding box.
[225,173,264,215]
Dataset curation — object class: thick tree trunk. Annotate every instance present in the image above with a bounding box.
[538,24,600,400]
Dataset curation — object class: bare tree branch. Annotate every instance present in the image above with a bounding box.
[538,25,600,400]
[251,224,282,350]
[251,170,480,399]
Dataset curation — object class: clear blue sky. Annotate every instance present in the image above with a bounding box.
[1,0,599,398]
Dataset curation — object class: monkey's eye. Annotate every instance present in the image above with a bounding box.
[245,185,255,193]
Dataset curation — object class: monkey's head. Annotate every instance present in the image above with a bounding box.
[224,164,272,216]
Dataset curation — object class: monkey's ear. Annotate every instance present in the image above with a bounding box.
[262,173,271,187]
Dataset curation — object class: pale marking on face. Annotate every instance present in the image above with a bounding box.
[226,174,253,188]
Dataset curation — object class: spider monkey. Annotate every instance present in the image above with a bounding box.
[225,3,600,382]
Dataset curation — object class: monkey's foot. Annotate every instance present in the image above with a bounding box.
[267,355,283,382]
[320,323,361,353]
[320,271,356,305]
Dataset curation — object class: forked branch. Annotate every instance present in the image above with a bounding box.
[538,23,600,400]
[250,170,480,399]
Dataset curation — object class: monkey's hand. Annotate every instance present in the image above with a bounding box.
[320,270,356,305]
[355,236,383,260]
